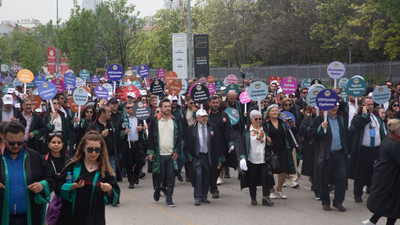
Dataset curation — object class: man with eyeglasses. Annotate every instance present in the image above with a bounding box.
[0,121,55,225]
[117,100,146,189]
[296,88,308,107]
[349,96,387,204]
[21,99,47,154]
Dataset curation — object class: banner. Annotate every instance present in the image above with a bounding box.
[47,47,56,74]
[60,51,70,75]
[193,34,209,78]
[172,33,188,79]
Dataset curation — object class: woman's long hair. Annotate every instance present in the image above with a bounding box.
[66,131,114,178]
[45,133,65,157]
[81,105,96,120]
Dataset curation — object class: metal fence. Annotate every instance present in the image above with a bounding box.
[149,61,400,83]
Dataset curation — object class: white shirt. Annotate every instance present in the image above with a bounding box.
[53,116,62,133]
[248,125,266,164]
[197,124,208,153]
[348,102,357,129]
[128,116,139,142]
[361,114,381,147]
[158,117,174,155]
[2,109,13,122]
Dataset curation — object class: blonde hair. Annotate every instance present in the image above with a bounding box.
[66,131,114,178]
[388,119,400,135]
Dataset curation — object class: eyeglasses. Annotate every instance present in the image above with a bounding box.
[6,139,24,146]
[125,107,132,109]
[86,147,102,153]
[393,104,399,107]
[303,92,308,94]
[86,111,93,113]
[254,118,262,121]
[52,102,59,105]
[285,104,292,107]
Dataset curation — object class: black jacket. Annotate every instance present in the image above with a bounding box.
[26,113,47,154]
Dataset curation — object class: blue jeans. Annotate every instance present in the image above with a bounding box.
[109,156,117,178]
[177,139,185,173]
[320,151,347,206]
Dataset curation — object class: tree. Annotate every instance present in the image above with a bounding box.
[19,34,45,74]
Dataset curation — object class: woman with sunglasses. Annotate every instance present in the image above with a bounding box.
[55,131,120,225]
[386,100,399,119]
[73,105,96,146]
[45,98,70,153]
[239,110,274,206]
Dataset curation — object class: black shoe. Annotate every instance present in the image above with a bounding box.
[212,192,219,199]
[153,190,160,202]
[224,173,231,179]
[129,182,135,189]
[139,172,146,179]
[166,198,175,207]
[195,198,201,206]
[262,197,274,207]
[354,196,363,203]
[112,200,120,206]
[176,173,184,182]
[333,203,346,212]
[323,204,331,211]
[133,177,139,185]
[251,198,257,205]
[201,199,211,203]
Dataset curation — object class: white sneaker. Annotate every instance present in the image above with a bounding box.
[290,181,300,188]
[217,177,223,185]
[362,219,375,225]
[276,191,287,199]
[283,183,287,187]
[269,192,277,199]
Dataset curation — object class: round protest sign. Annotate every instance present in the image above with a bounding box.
[224,108,240,125]
[280,76,297,94]
[179,78,188,95]
[94,85,109,99]
[132,80,142,90]
[223,78,228,86]
[239,91,252,104]
[188,84,197,97]
[123,85,140,100]
[64,72,76,89]
[133,101,151,121]
[168,79,182,96]
[107,64,124,81]
[4,75,12,84]
[13,77,23,87]
[215,81,223,93]
[347,76,366,97]
[306,86,325,107]
[327,61,345,79]
[248,81,268,101]
[225,83,239,95]
[311,79,322,85]
[301,78,312,89]
[207,83,216,95]
[353,75,365,80]
[150,79,165,96]
[117,86,127,101]
[280,111,296,129]
[372,86,391,104]
[191,84,210,104]
[199,77,207,85]
[91,74,100,84]
[27,95,42,110]
[68,98,85,113]
[79,69,90,81]
[309,83,325,92]
[52,78,65,93]
[2,84,13,95]
[137,65,150,78]
[27,81,35,89]
[226,74,238,85]
[17,69,34,83]
[338,78,349,88]
[158,68,165,79]
[207,75,215,83]
[165,71,178,84]
[269,76,283,84]
[38,82,57,100]
[102,83,113,93]
[316,89,339,111]
[76,77,85,87]
[73,87,89,106]
[341,87,348,102]
[34,75,46,87]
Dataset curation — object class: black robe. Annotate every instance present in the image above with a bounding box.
[26,113,47,154]
[300,115,317,176]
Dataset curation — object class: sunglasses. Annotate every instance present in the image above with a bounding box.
[285,104,292,107]
[303,92,308,94]
[156,111,160,113]
[254,118,262,121]
[6,140,24,146]
[86,147,102,153]
[125,107,132,109]
[393,104,399,107]
[86,111,93,113]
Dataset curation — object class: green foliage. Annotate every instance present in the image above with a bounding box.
[19,34,44,74]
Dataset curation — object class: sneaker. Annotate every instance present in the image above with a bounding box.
[176,173,184,182]
[269,192,277,199]
[283,183,287,187]
[217,177,224,185]
[276,191,287,199]
[166,198,175,207]
[362,219,376,225]
[153,190,160,202]
[315,195,321,201]
[290,181,300,188]
[212,191,219,199]
[251,198,257,205]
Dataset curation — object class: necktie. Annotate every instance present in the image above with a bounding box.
[202,126,208,153]
[370,114,375,147]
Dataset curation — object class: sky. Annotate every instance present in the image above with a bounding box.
[0,0,172,24]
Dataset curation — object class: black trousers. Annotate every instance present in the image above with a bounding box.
[248,161,269,199]
[209,163,220,194]
[194,153,211,199]
[9,214,27,225]
[354,146,380,198]
[154,155,175,199]
[123,141,145,184]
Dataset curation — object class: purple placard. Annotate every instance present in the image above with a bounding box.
[51,78,65,93]
[207,83,216,95]
[91,74,100,84]
[38,82,57,100]
[199,77,207,85]
[280,76,297,94]
[158,68,165,79]
[316,89,338,111]
[239,91,252,104]
[107,64,124,81]
[94,85,109,99]
[137,65,150,78]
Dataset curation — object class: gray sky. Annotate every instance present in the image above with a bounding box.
[0,0,170,24]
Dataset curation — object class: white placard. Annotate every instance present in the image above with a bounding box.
[172,33,188,79]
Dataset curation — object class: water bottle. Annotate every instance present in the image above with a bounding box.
[66,172,73,183]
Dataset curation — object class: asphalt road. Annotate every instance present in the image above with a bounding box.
[105,169,377,225]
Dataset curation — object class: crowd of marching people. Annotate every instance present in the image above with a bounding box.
[0,72,399,225]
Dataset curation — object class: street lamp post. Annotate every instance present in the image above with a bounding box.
[188,0,193,79]
[96,44,108,70]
